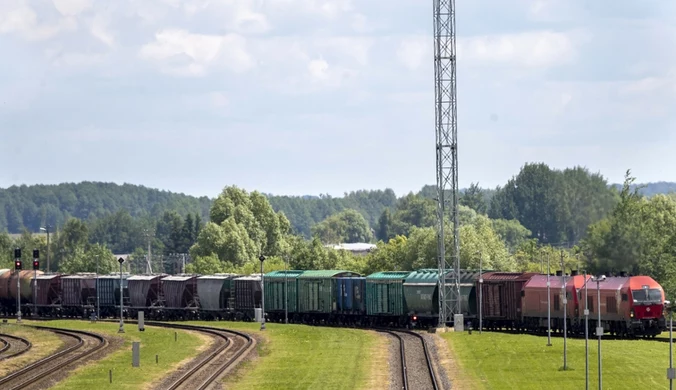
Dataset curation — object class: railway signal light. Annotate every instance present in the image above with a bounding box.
[15,260,22,270]
[33,249,39,259]
[33,260,39,270]
[14,248,21,259]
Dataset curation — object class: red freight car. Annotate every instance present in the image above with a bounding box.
[522,271,589,332]
[477,272,538,330]
[583,274,665,337]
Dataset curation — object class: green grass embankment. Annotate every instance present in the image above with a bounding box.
[23,320,209,390]
[442,331,672,389]
[184,321,390,390]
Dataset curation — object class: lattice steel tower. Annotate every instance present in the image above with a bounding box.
[433,0,460,326]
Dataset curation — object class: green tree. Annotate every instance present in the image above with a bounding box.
[460,182,487,214]
[312,209,373,244]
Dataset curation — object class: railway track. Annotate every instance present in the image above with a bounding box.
[380,329,440,390]
[0,326,107,390]
[144,322,255,390]
[0,333,32,361]
[94,319,256,390]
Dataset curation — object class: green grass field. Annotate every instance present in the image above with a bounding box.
[442,331,673,389]
[183,321,389,390]
[22,320,208,390]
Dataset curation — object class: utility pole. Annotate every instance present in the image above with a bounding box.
[144,229,153,274]
[118,257,125,333]
[40,225,51,273]
[584,271,590,390]
[434,0,460,330]
[96,255,100,320]
[284,254,289,324]
[259,255,266,331]
[547,252,552,346]
[669,303,674,390]
[561,250,568,370]
[476,250,483,334]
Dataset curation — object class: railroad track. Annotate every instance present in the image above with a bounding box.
[0,326,107,390]
[379,329,440,390]
[95,319,256,390]
[0,333,32,361]
[145,322,255,390]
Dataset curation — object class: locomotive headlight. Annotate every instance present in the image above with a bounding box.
[630,309,634,318]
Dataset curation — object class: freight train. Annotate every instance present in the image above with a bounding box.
[0,268,666,338]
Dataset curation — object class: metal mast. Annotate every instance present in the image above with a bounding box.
[434,0,460,326]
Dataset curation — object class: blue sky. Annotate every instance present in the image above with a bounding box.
[0,0,674,198]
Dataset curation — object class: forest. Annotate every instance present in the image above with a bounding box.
[3,163,676,297]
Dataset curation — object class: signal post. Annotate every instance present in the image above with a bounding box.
[14,248,22,323]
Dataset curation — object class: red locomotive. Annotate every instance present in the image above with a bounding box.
[474,270,667,337]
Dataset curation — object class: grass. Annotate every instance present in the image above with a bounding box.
[441,331,674,389]
[182,321,390,390]
[0,323,64,376]
[22,319,209,390]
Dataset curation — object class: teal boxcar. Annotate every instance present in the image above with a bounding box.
[403,269,439,316]
[365,271,412,316]
[264,270,304,313]
[297,270,360,313]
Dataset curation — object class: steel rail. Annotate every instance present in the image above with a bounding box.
[0,326,107,390]
[0,333,32,361]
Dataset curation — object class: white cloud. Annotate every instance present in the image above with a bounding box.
[267,0,354,19]
[397,35,430,70]
[457,30,579,68]
[0,2,77,41]
[89,13,115,47]
[52,0,91,17]
[139,29,254,76]
[208,92,229,108]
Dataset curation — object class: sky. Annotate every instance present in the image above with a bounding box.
[0,0,674,198]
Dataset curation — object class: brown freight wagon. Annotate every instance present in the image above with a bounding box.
[61,274,96,317]
[477,272,538,330]
[31,274,63,316]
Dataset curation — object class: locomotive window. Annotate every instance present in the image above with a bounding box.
[587,296,594,313]
[632,288,663,303]
[621,294,628,301]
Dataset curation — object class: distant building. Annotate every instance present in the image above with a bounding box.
[325,243,377,256]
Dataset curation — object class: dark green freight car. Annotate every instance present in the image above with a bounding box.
[402,269,485,327]
[365,271,411,326]
[403,269,439,318]
[264,270,304,321]
[297,270,360,314]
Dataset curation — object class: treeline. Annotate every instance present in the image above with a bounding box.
[0,182,211,233]
[0,209,203,274]
[2,174,675,241]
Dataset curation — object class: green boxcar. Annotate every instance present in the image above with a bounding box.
[403,269,439,316]
[264,270,304,313]
[365,271,412,316]
[298,270,360,313]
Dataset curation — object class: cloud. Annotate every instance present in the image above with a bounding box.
[397,35,430,71]
[458,30,580,68]
[139,29,254,76]
[1,0,675,196]
[0,2,77,41]
[52,0,91,17]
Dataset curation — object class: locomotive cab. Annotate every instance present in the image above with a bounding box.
[628,277,666,336]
